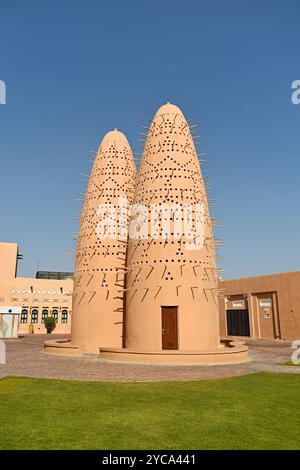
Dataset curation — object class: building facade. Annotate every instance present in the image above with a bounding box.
[0,242,73,337]
[219,271,300,341]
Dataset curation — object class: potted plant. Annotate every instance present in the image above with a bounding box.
[44,316,56,334]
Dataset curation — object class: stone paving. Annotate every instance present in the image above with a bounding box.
[0,334,299,382]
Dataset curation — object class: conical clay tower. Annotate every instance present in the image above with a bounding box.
[123,103,220,355]
[44,104,248,363]
[71,129,136,354]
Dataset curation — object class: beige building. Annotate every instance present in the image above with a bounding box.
[219,271,300,341]
[0,242,73,337]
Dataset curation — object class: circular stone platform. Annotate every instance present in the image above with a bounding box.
[44,338,248,365]
[99,339,248,365]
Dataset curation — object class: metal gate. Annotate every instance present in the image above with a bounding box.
[226,309,250,336]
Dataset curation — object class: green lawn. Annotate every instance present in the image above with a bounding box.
[0,372,300,450]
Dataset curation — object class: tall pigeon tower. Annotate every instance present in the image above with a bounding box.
[124,103,220,353]
[71,129,136,354]
[44,104,248,364]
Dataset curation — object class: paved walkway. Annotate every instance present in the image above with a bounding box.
[0,335,299,382]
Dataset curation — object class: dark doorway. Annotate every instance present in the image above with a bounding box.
[226,309,250,336]
[161,306,178,349]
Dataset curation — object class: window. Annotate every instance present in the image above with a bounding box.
[61,309,68,323]
[21,309,28,324]
[41,309,48,323]
[52,309,58,322]
[31,309,38,324]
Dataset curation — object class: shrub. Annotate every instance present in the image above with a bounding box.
[44,316,56,334]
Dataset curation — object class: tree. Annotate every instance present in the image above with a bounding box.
[44,316,56,334]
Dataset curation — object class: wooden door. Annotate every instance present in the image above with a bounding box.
[255,293,276,339]
[161,307,178,349]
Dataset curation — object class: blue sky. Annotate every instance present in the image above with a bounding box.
[0,0,299,279]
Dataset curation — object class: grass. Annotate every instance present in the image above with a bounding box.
[0,372,300,450]
[279,361,300,367]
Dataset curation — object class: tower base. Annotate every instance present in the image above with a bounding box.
[44,338,82,356]
[44,338,248,365]
[99,339,248,365]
